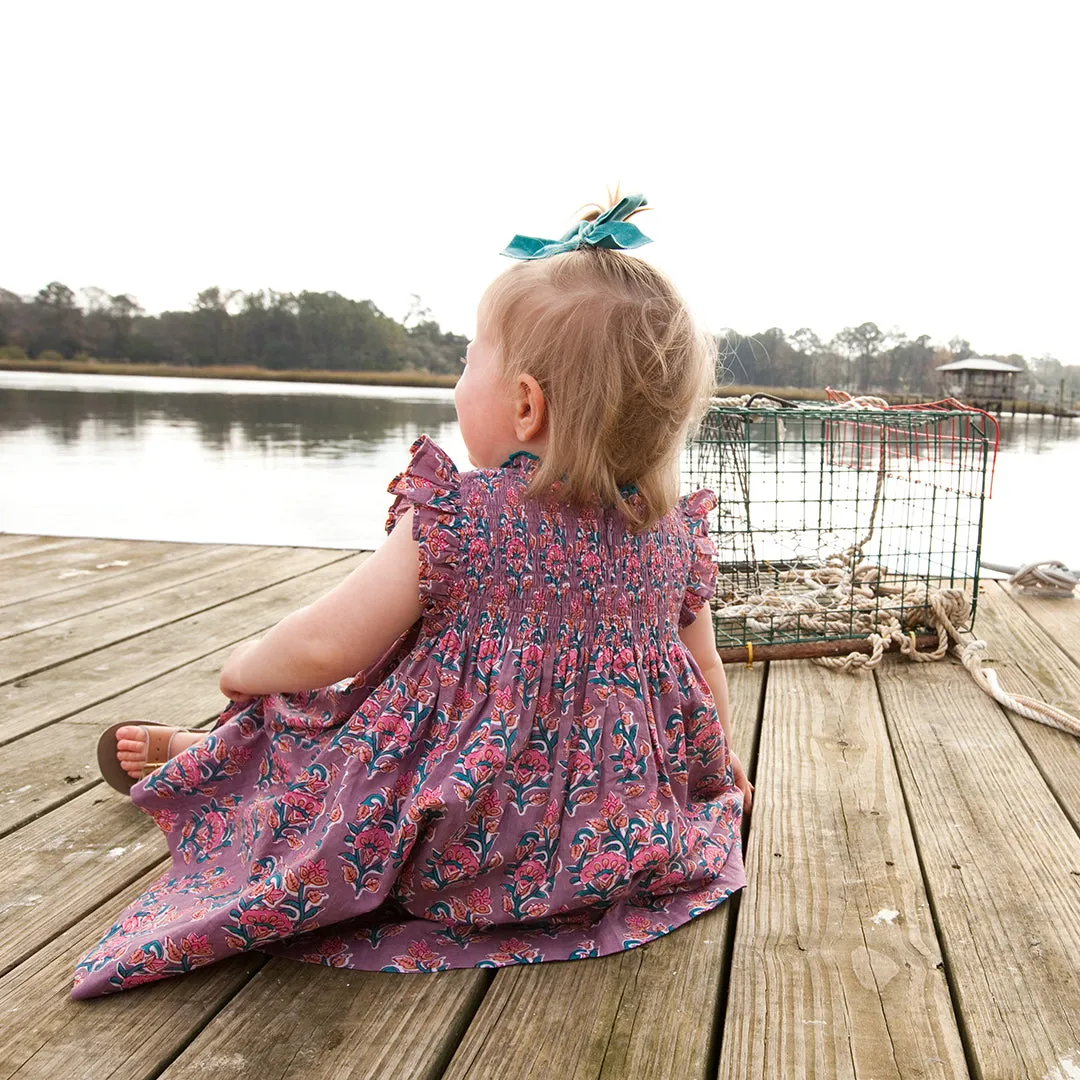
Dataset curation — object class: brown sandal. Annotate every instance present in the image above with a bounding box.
[96,722,191,795]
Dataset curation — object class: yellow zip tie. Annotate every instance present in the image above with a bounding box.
[745,642,754,668]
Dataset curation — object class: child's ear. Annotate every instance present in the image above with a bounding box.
[513,374,547,443]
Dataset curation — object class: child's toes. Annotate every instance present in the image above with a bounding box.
[115,726,149,778]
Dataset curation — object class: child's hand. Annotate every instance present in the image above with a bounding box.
[730,751,754,818]
[219,640,259,705]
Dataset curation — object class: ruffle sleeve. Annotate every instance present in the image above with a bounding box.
[386,435,461,617]
[678,488,719,628]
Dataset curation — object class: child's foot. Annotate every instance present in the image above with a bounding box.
[115,725,207,780]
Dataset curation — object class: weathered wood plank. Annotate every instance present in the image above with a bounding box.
[0,542,271,638]
[0,545,350,684]
[718,661,966,1080]
[968,583,1080,830]
[0,535,84,561]
[0,551,362,744]
[1001,583,1080,671]
[159,962,492,1080]
[0,638,245,837]
[439,665,764,1080]
[0,867,264,1080]
[0,536,213,606]
[875,655,1080,1080]
[0,533,49,557]
[0,787,169,976]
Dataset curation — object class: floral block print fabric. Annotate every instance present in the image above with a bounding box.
[72,436,745,998]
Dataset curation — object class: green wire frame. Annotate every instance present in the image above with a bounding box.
[682,403,997,656]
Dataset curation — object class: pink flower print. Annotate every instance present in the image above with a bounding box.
[251,882,287,906]
[179,932,213,957]
[151,809,179,834]
[580,851,631,892]
[163,752,203,790]
[390,940,445,972]
[427,529,449,557]
[192,810,229,854]
[493,685,516,712]
[512,859,548,896]
[631,844,670,873]
[542,799,561,828]
[466,887,493,914]
[467,537,490,562]
[415,786,446,812]
[488,937,540,964]
[120,912,158,935]
[439,629,461,655]
[298,859,329,886]
[476,638,500,668]
[511,748,549,785]
[280,790,322,828]
[352,827,392,868]
[505,537,528,574]
[543,544,566,576]
[612,648,637,681]
[302,936,351,967]
[237,907,294,940]
[434,842,480,882]
[701,841,731,875]
[520,643,544,678]
[567,750,594,776]
[472,786,503,820]
[125,946,167,974]
[380,700,412,734]
[600,793,625,821]
[625,912,652,934]
[452,688,476,714]
[691,720,726,759]
[581,550,601,581]
[463,744,506,782]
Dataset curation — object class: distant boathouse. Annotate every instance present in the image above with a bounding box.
[936,357,1022,404]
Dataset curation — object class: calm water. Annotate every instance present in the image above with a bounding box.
[2,370,1078,569]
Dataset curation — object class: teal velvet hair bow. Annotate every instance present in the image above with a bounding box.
[501,193,652,260]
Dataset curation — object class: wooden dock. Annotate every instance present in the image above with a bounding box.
[1,533,1079,1080]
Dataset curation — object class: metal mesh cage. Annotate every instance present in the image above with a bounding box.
[681,399,998,657]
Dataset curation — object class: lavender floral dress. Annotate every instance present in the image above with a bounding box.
[72,436,745,998]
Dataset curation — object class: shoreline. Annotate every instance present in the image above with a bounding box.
[0,358,831,402]
[1,359,1074,416]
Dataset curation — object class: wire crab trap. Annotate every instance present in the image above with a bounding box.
[682,392,999,663]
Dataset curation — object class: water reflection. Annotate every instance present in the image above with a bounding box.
[0,379,460,456]
[995,412,1080,455]
[1,372,464,549]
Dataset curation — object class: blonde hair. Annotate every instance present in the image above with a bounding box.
[483,248,716,530]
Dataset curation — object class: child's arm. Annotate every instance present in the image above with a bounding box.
[679,606,754,816]
[219,508,424,698]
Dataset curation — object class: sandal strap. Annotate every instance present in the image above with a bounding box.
[138,726,196,778]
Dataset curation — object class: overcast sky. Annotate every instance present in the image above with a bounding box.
[5,1,1078,361]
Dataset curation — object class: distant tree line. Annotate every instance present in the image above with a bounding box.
[0,283,467,374]
[0,283,1075,400]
